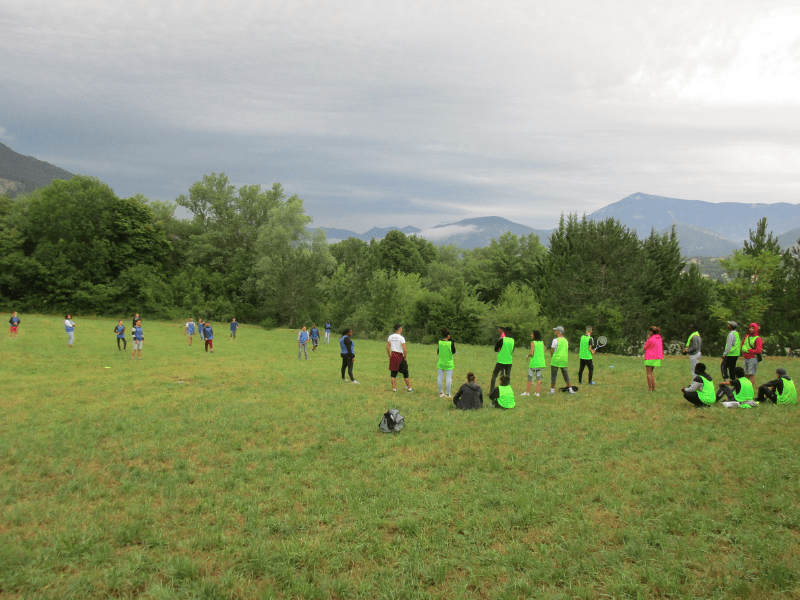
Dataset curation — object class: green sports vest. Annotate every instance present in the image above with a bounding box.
[697,374,715,405]
[728,331,742,357]
[551,337,568,368]
[529,340,546,369]
[777,377,797,405]
[742,336,759,353]
[497,385,515,408]
[497,337,514,365]
[437,340,455,370]
[733,377,754,403]
[579,335,593,360]
[686,331,699,347]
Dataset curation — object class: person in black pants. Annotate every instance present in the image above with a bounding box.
[340,328,358,384]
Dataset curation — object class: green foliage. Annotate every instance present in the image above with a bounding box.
[413,277,486,343]
[483,282,548,346]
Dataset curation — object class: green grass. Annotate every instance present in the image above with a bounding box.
[1,315,799,599]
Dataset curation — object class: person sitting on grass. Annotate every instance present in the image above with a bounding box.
[680,362,715,407]
[453,372,483,410]
[756,368,797,405]
[717,366,756,408]
[489,375,515,409]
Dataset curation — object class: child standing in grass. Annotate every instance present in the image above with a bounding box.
[436,327,457,397]
[340,328,358,383]
[521,330,545,396]
[298,325,309,360]
[310,324,320,351]
[114,320,127,350]
[230,318,239,340]
[9,311,20,338]
[578,326,596,385]
[131,320,143,360]
[550,326,574,394]
[185,317,195,346]
[203,321,214,353]
[644,326,663,392]
[64,314,76,348]
[198,319,205,342]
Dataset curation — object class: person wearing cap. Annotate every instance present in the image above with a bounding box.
[741,322,763,386]
[490,326,514,391]
[680,362,715,407]
[756,368,797,405]
[550,326,574,394]
[717,366,756,408]
[644,326,663,392]
[721,321,741,381]
[682,324,702,375]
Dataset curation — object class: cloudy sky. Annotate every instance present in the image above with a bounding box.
[3,0,799,232]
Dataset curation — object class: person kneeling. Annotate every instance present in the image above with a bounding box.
[757,368,797,405]
[681,362,715,407]
[489,375,515,409]
[717,366,757,408]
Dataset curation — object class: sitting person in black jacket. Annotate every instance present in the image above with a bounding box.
[453,372,483,409]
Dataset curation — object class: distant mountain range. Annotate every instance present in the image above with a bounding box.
[319,193,800,256]
[0,142,74,198]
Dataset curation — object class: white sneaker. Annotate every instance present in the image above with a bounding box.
[352,380,360,384]
[439,393,445,398]
[550,389,555,394]
[406,387,413,392]
[534,393,540,397]
[568,388,575,394]
[520,392,530,396]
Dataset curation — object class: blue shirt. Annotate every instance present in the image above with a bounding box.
[325,322,331,331]
[115,325,125,338]
[310,327,319,340]
[65,320,75,333]
[132,326,144,341]
[340,335,354,355]
[203,325,213,340]
[298,330,309,343]
[186,321,195,334]
[10,316,20,326]
[230,321,239,331]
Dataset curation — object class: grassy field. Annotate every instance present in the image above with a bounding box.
[1,315,799,599]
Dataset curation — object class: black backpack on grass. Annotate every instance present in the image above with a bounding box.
[379,409,404,433]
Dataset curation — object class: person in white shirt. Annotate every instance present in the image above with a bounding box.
[386,324,413,392]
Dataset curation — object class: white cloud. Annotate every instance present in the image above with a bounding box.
[419,224,479,240]
[0,127,13,144]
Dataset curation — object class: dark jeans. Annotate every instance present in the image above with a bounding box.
[683,390,707,406]
[578,358,593,383]
[490,363,512,391]
[721,356,738,380]
[117,337,127,350]
[341,355,354,381]
[757,384,779,403]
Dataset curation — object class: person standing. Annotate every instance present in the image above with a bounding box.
[521,330,545,396]
[185,317,196,346]
[741,322,763,387]
[198,319,205,342]
[230,318,240,341]
[387,324,413,392]
[310,324,320,352]
[9,311,20,338]
[721,321,741,380]
[550,326,574,394]
[436,327,457,397]
[203,321,214,352]
[680,362,715,407]
[644,326,664,392]
[132,313,140,330]
[298,326,309,360]
[490,327,514,391]
[682,324,702,375]
[114,320,127,351]
[64,314,76,348]
[324,320,332,343]
[578,326,596,385]
[339,328,358,383]
[131,320,144,360]
[453,372,483,409]
[756,368,797,405]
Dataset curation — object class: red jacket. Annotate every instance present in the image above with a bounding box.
[742,322,763,359]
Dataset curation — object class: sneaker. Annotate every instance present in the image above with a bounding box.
[568,388,575,394]
[446,394,451,398]
[549,389,555,394]
[520,392,530,396]
[392,389,397,392]
[439,393,445,398]
[589,381,596,385]
[352,380,360,384]
[534,393,540,397]
[406,387,413,393]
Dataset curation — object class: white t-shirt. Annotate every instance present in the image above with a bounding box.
[387,333,406,353]
[551,338,559,350]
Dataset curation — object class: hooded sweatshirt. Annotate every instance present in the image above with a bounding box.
[453,382,483,410]
[742,323,763,359]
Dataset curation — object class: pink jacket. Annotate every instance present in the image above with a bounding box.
[644,334,664,360]
[742,323,762,359]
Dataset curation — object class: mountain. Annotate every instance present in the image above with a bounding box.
[0,142,74,198]
[659,223,739,257]
[320,225,422,243]
[777,227,800,250]
[417,216,551,250]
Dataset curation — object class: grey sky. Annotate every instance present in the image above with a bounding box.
[3,0,799,231]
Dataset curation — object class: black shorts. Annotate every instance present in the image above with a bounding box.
[391,359,409,378]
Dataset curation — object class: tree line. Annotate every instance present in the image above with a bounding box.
[2,173,799,354]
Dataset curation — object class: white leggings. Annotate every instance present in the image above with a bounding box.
[437,369,454,395]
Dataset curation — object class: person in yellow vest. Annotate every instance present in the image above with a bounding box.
[550,326,574,394]
[682,323,702,375]
[436,327,457,397]
[717,366,757,408]
[681,362,715,407]
[489,375,515,409]
[578,326,596,385]
[721,321,741,380]
[741,322,763,386]
[756,368,797,405]
[490,326,514,391]
[521,330,545,396]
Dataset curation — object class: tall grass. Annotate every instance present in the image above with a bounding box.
[1,315,799,599]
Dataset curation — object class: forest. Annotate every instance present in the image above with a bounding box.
[2,173,799,355]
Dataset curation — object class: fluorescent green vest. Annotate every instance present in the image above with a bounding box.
[686,331,700,347]
[733,377,754,403]
[437,340,455,370]
[728,331,742,357]
[497,337,514,365]
[697,374,715,405]
[497,385,515,408]
[529,340,546,369]
[551,337,568,368]
[777,378,797,405]
[579,335,593,360]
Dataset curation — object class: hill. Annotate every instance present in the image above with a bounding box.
[0,142,74,198]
